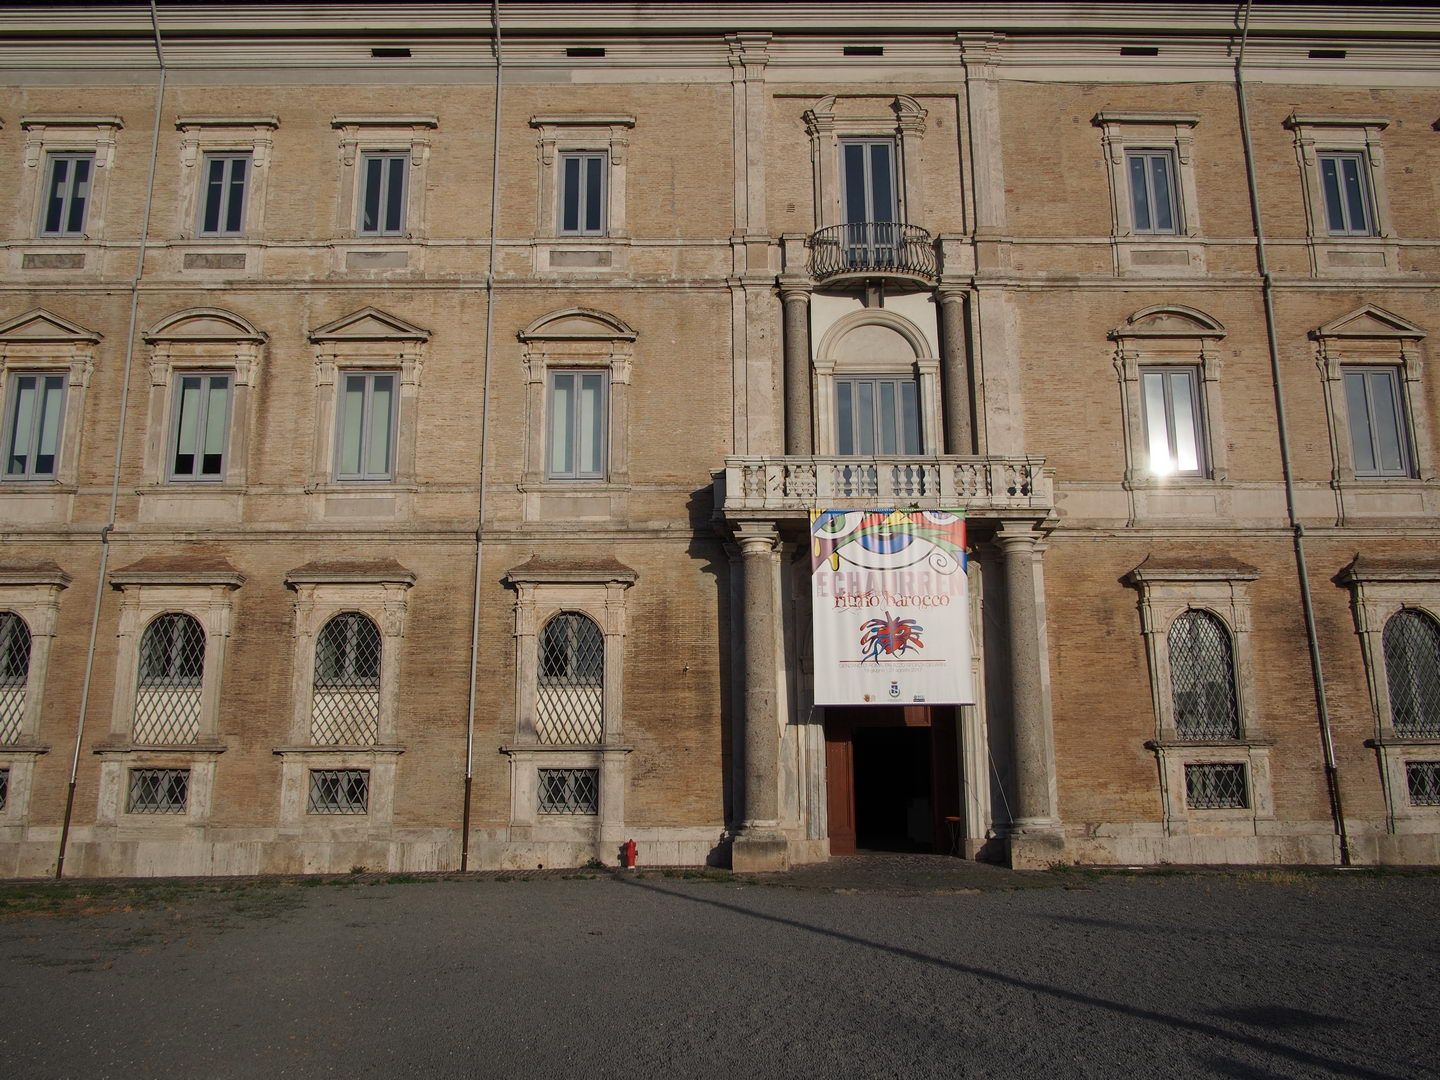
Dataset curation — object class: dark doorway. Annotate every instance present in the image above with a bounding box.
[853,726,932,851]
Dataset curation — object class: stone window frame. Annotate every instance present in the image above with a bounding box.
[1338,556,1440,832]
[802,95,927,231]
[0,308,99,497]
[93,561,242,829]
[1284,114,1398,276]
[529,114,634,271]
[140,308,267,495]
[276,561,413,831]
[1312,306,1434,518]
[330,116,436,241]
[1111,305,1229,492]
[17,115,123,245]
[501,558,636,850]
[306,307,429,500]
[811,308,944,458]
[1125,558,1274,836]
[1093,112,1204,276]
[518,308,635,500]
[173,116,278,244]
[0,564,69,829]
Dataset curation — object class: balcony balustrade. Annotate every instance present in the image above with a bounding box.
[806,222,938,287]
[719,455,1053,517]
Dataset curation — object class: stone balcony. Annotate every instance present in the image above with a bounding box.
[718,455,1054,520]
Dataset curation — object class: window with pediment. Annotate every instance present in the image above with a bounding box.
[0,309,98,497]
[1312,307,1433,520]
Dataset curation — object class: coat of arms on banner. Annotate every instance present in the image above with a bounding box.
[809,509,973,706]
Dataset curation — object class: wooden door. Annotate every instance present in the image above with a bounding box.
[825,717,856,856]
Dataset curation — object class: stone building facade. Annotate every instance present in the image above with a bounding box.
[0,1,1438,877]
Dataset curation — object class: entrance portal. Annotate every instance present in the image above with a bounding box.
[824,706,961,856]
[854,726,932,851]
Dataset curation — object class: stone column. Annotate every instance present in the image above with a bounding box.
[781,285,813,455]
[995,521,1062,867]
[731,521,789,871]
[938,288,973,455]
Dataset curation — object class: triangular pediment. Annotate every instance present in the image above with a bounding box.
[519,307,636,342]
[1315,304,1425,341]
[309,307,430,344]
[0,308,101,344]
[144,307,266,344]
[1110,305,1225,341]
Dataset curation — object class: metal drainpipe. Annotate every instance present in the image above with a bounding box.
[55,0,168,879]
[1234,0,1351,865]
[459,0,503,872]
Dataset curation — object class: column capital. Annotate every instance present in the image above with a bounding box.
[994,519,1042,550]
[733,521,780,555]
[779,279,813,303]
[935,285,968,306]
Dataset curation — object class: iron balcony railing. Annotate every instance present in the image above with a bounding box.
[719,455,1053,515]
[807,222,938,284]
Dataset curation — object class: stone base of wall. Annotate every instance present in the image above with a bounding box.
[0,824,730,879]
[1061,820,1440,866]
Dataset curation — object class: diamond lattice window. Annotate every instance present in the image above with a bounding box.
[537,767,599,815]
[307,769,370,815]
[1184,762,1248,809]
[311,612,381,745]
[127,768,190,814]
[1384,610,1440,738]
[1169,610,1241,740]
[0,612,31,745]
[133,613,205,744]
[0,767,8,812]
[537,613,604,744]
[1406,761,1440,807]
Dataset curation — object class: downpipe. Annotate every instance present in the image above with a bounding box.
[55,0,168,878]
[460,0,504,872]
[1234,0,1351,865]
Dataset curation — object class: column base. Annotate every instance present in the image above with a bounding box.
[1005,826,1066,870]
[731,830,790,872]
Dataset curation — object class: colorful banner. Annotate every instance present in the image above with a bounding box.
[810,509,972,706]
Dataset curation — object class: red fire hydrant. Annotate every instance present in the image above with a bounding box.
[621,838,638,869]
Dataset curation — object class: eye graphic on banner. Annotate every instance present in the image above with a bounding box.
[809,508,973,707]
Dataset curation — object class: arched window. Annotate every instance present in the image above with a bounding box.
[1383,609,1440,738]
[1168,610,1240,740]
[134,612,206,744]
[0,611,32,745]
[537,612,603,744]
[311,612,381,745]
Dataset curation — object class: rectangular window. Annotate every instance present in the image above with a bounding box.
[547,370,607,480]
[1184,762,1248,810]
[334,372,397,481]
[836,376,921,456]
[307,769,370,815]
[1343,367,1410,478]
[0,768,8,812]
[840,139,897,225]
[3,372,67,481]
[558,151,607,236]
[39,152,94,237]
[1140,367,1205,477]
[168,373,232,482]
[537,768,599,815]
[1318,151,1375,236]
[1406,761,1440,807]
[1126,150,1179,234]
[198,153,251,236]
[127,768,190,814]
[357,152,408,235]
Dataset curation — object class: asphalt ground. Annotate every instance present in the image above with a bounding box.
[0,858,1436,1079]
